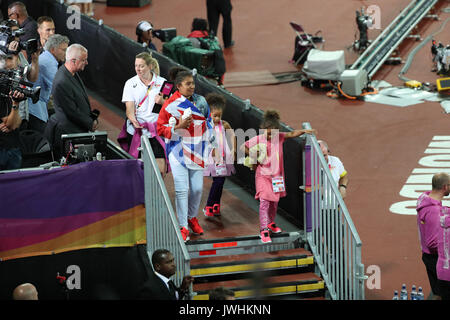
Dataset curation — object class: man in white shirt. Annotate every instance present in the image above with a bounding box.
[319,140,348,199]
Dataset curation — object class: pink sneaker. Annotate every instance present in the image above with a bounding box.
[203,206,214,217]
[180,227,190,242]
[188,217,204,235]
[212,204,221,216]
[268,222,282,234]
[260,229,272,243]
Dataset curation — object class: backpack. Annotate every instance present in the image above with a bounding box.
[162,35,226,80]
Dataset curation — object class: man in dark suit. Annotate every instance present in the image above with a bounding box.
[138,249,194,300]
[45,43,97,159]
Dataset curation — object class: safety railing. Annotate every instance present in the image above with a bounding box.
[141,136,191,287]
[302,123,366,300]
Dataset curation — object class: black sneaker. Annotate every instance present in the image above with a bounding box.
[224,40,235,48]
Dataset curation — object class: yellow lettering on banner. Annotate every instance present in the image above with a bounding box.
[390,136,450,216]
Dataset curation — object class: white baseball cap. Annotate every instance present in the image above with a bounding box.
[137,21,153,32]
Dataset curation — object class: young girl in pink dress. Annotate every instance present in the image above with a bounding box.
[243,110,316,243]
[203,93,235,217]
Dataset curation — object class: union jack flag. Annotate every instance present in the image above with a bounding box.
[163,92,213,169]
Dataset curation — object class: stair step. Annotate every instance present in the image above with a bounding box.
[186,232,303,258]
[193,273,324,300]
[190,248,314,277]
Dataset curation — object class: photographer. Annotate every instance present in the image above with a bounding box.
[7,2,38,43]
[0,86,25,170]
[136,21,157,51]
[2,54,30,129]
[3,19,40,83]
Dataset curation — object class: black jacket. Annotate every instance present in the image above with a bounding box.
[137,272,183,300]
[45,65,93,155]
[52,64,93,134]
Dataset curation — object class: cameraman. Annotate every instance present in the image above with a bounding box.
[7,2,38,43]
[0,87,25,171]
[136,21,157,51]
[5,19,39,83]
[3,54,29,129]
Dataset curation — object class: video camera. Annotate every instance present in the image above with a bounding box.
[432,40,450,75]
[356,8,373,31]
[152,28,177,42]
[354,7,373,51]
[0,68,40,103]
[0,24,39,56]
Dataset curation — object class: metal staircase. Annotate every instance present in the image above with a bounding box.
[141,123,364,300]
[187,234,325,300]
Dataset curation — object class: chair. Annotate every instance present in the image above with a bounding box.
[290,22,324,65]
[19,129,54,168]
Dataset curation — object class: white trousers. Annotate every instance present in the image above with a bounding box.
[169,152,204,228]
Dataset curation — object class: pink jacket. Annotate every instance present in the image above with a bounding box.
[416,191,441,254]
[245,132,286,202]
[437,206,450,281]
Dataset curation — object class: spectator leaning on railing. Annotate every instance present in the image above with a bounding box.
[318,140,348,199]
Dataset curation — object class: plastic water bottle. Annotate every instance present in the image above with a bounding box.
[410,285,417,300]
[416,287,424,300]
[392,290,399,300]
[400,284,408,300]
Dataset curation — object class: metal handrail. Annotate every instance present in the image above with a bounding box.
[141,136,191,288]
[302,122,366,300]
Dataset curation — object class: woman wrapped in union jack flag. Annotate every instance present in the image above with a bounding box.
[157,69,214,242]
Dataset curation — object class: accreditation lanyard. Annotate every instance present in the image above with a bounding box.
[137,81,155,109]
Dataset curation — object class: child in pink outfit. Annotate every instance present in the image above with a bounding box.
[243,110,316,243]
[203,93,235,217]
